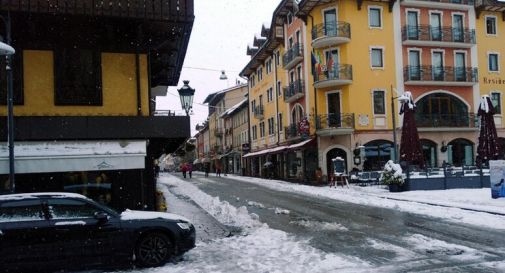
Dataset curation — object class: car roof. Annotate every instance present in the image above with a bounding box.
[0,192,90,201]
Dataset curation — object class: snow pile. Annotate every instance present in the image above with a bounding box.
[291,220,348,232]
[404,234,488,261]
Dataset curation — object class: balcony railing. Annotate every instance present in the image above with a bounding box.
[315,113,355,130]
[283,80,305,103]
[284,123,299,140]
[314,64,353,88]
[404,66,478,85]
[416,113,477,128]
[402,0,474,5]
[282,43,304,70]
[253,105,264,119]
[214,127,223,137]
[402,25,476,45]
[311,21,351,48]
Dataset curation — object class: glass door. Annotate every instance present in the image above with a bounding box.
[409,50,421,80]
[407,11,419,40]
[452,14,464,42]
[455,52,466,81]
[430,13,442,41]
[324,9,337,36]
[327,92,341,128]
[325,49,339,80]
[432,51,444,81]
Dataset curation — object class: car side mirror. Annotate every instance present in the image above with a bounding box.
[94,212,109,224]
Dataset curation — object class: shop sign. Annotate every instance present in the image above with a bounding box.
[483,77,505,85]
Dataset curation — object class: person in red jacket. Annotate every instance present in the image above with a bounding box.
[181,163,188,178]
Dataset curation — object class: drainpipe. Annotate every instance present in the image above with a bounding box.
[240,75,250,176]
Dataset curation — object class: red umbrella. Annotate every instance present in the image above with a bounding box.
[477,95,501,166]
[399,92,425,168]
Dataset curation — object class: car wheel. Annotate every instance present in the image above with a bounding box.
[135,232,173,267]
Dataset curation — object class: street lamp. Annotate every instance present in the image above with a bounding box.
[177,80,195,116]
[391,88,409,163]
[0,13,15,193]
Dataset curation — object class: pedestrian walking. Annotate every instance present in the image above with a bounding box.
[181,163,188,178]
[188,162,193,178]
[216,165,222,177]
[204,163,210,177]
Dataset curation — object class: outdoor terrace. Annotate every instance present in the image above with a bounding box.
[315,113,355,136]
[311,21,351,49]
[402,25,476,48]
[283,80,305,103]
[282,43,304,70]
[314,64,353,88]
[404,66,478,86]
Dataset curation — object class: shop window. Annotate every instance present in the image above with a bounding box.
[54,48,102,105]
[0,52,24,105]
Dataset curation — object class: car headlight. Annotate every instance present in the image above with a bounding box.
[177,222,191,230]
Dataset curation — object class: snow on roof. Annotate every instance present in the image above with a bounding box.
[220,98,248,118]
[120,209,190,223]
[0,192,89,201]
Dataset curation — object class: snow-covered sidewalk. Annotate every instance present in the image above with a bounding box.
[218,173,505,230]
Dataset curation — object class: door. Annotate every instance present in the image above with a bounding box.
[409,50,421,80]
[407,11,419,40]
[327,92,341,127]
[0,199,56,270]
[455,52,466,81]
[324,9,337,36]
[453,14,464,42]
[325,48,339,79]
[46,198,123,266]
[430,13,442,41]
[432,51,444,81]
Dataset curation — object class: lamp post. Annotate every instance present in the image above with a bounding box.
[177,80,195,116]
[0,13,15,193]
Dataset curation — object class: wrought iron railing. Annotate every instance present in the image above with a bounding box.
[282,43,303,68]
[284,123,298,139]
[402,25,476,44]
[415,113,477,128]
[404,66,478,83]
[404,0,474,5]
[315,113,355,130]
[253,105,264,119]
[283,80,305,102]
[311,21,351,41]
[314,64,352,83]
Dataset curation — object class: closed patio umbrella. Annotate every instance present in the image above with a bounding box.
[399,92,425,169]
[476,95,500,167]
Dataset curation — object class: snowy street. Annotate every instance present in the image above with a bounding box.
[110,172,505,273]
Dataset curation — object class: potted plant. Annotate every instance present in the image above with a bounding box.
[380,160,405,192]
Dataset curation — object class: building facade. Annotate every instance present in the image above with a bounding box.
[0,1,194,211]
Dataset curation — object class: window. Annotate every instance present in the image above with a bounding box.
[373,90,385,115]
[278,113,283,131]
[277,81,282,97]
[251,100,256,113]
[486,16,497,35]
[491,92,501,114]
[267,88,273,102]
[0,200,44,222]
[268,117,275,135]
[296,30,301,44]
[55,48,102,105]
[371,48,384,68]
[266,59,272,74]
[0,53,24,105]
[257,67,263,81]
[47,199,102,219]
[369,7,382,28]
[489,53,499,72]
[252,125,257,140]
[259,122,265,138]
[275,51,280,66]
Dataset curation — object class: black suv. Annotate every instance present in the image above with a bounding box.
[0,192,195,272]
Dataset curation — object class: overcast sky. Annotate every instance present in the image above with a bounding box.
[156,0,282,135]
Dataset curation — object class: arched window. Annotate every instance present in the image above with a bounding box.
[363,140,393,171]
[291,104,304,124]
[420,139,437,168]
[447,138,474,167]
[416,93,469,127]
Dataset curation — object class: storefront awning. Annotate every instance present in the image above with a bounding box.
[242,145,289,158]
[0,140,146,174]
[287,138,315,151]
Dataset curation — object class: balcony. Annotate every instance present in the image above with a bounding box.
[253,105,264,120]
[314,64,353,88]
[283,80,305,103]
[315,113,355,136]
[400,0,475,10]
[283,43,304,70]
[214,127,223,137]
[402,25,476,48]
[311,21,351,49]
[284,123,299,140]
[404,66,478,86]
[416,113,477,129]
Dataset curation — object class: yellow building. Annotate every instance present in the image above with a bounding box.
[476,1,505,137]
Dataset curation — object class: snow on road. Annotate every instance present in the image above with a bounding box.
[114,173,505,273]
